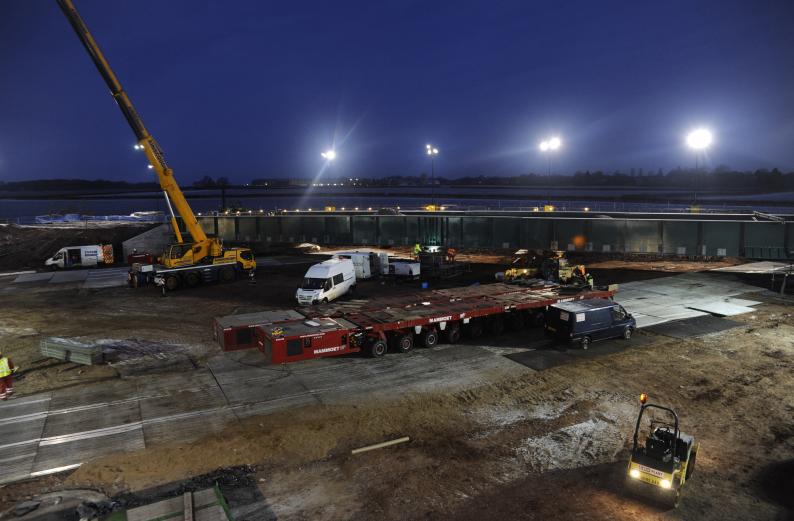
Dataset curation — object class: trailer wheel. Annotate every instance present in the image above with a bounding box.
[420,329,438,348]
[490,316,506,335]
[510,313,526,330]
[391,333,413,353]
[165,275,179,291]
[368,339,388,358]
[580,336,591,350]
[467,320,484,338]
[445,323,461,344]
[220,266,235,282]
[186,272,200,287]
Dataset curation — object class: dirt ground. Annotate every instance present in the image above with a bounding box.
[0,223,154,271]
[0,240,792,519]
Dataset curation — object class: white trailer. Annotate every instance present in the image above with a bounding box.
[45,244,114,269]
[388,259,421,278]
[331,251,389,280]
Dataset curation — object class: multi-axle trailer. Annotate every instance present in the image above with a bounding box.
[214,282,619,364]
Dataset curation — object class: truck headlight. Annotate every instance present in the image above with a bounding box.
[629,469,640,479]
[660,479,671,489]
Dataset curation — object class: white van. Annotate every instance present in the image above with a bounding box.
[296,259,356,305]
[331,251,389,280]
[45,245,114,269]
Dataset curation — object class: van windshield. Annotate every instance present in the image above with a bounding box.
[301,277,326,290]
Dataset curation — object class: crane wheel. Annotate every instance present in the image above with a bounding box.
[445,324,461,344]
[186,272,200,287]
[420,329,438,348]
[165,275,179,291]
[368,339,388,358]
[220,267,235,282]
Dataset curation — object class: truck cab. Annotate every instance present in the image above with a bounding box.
[296,259,356,305]
[545,298,635,349]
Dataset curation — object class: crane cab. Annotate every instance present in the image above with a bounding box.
[160,240,255,270]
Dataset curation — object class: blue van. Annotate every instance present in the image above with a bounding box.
[545,298,636,349]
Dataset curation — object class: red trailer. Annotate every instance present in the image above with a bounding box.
[252,283,619,364]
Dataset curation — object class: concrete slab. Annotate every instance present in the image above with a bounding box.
[83,267,129,289]
[40,400,141,438]
[644,315,741,339]
[49,270,89,283]
[687,302,756,316]
[142,408,237,445]
[31,427,145,474]
[723,297,762,307]
[712,261,792,274]
[139,386,227,421]
[13,272,54,283]
[0,395,51,484]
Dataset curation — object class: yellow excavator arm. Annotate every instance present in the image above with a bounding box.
[56,0,253,270]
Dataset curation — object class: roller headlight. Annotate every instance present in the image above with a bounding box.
[660,479,671,489]
[629,469,640,479]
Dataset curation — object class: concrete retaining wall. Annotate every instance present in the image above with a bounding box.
[168,214,792,260]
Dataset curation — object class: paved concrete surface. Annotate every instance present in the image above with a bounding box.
[616,272,761,327]
[0,272,764,485]
[0,343,526,484]
[712,261,792,274]
[12,268,129,289]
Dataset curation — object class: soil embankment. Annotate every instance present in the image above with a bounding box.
[0,223,154,270]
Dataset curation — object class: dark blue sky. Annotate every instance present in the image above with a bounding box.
[1,0,793,183]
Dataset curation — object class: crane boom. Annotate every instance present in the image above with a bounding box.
[56,0,205,246]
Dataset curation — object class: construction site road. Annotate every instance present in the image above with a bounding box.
[0,272,765,486]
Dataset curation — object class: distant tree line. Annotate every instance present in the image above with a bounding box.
[0,179,158,191]
[3,167,793,193]
[301,167,794,192]
[448,167,792,191]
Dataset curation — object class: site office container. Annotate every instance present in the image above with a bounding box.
[252,284,619,364]
[213,309,305,351]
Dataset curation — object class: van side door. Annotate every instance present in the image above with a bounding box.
[331,272,345,299]
[586,309,612,340]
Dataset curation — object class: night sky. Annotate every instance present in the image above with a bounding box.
[1,0,793,183]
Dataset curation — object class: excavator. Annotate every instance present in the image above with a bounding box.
[57,0,256,290]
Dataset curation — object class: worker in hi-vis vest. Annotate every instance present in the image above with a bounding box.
[0,349,16,400]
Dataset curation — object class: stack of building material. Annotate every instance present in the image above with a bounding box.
[40,337,103,365]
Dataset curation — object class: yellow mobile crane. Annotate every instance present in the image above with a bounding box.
[57,0,256,290]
